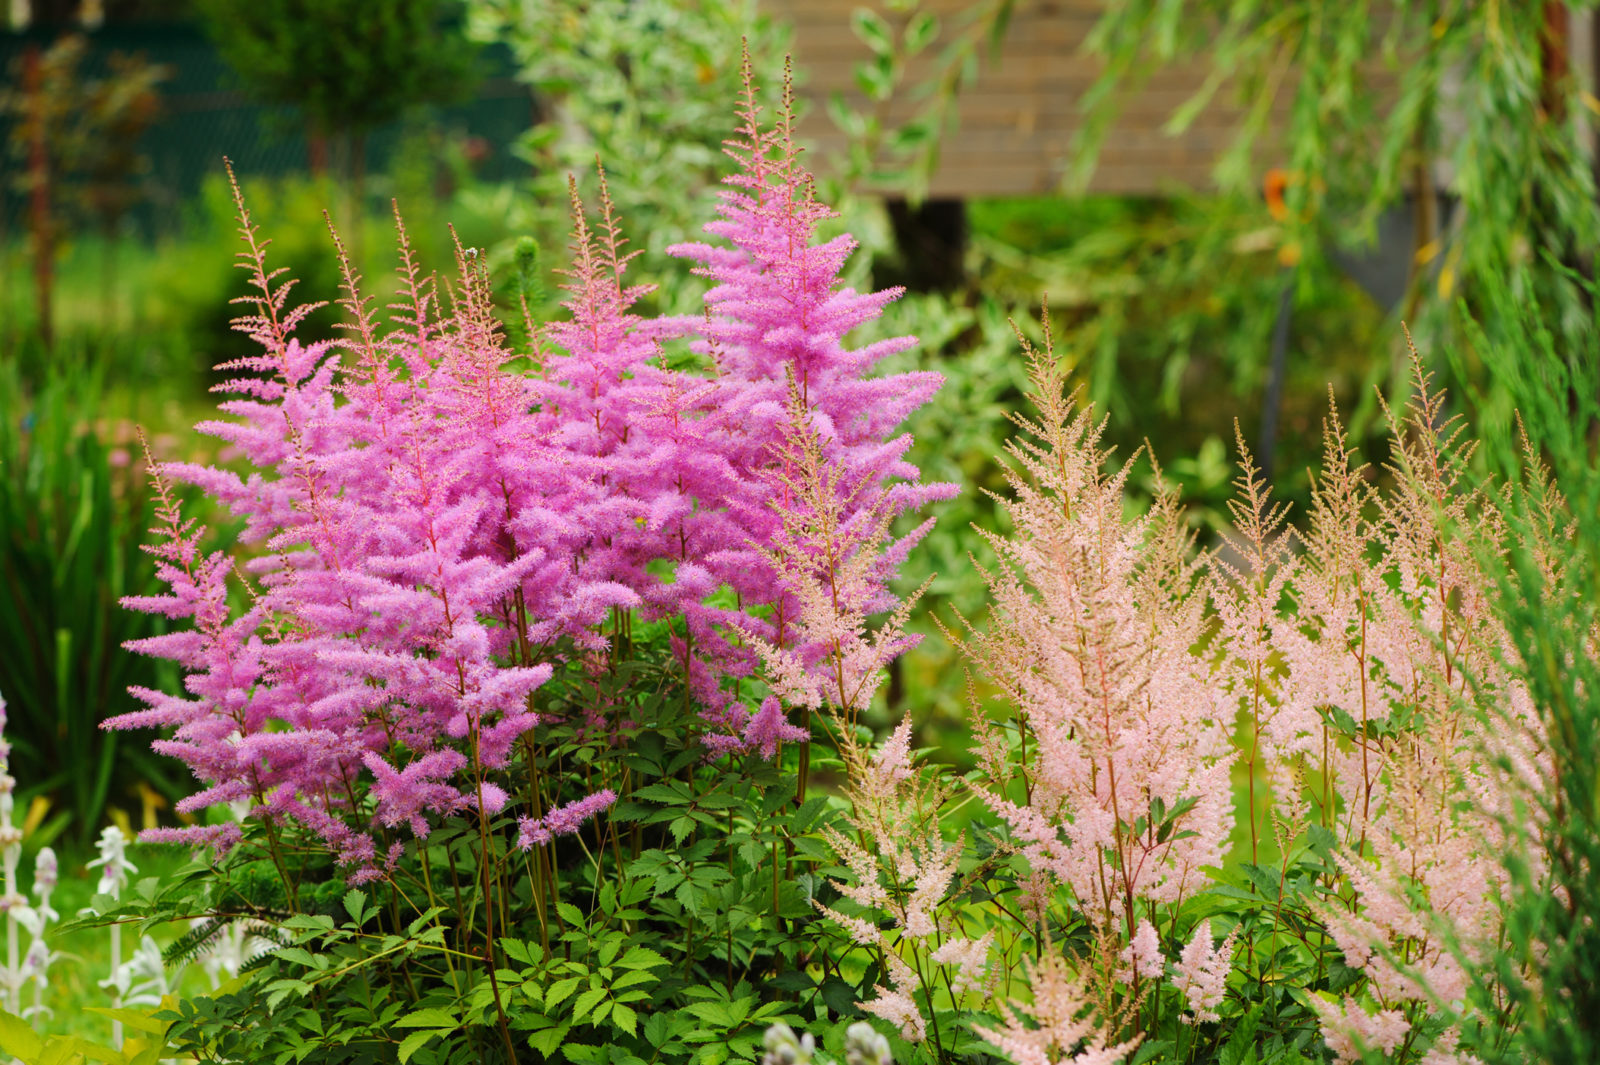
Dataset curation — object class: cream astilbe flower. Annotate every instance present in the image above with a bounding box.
[950,326,1234,928]
[973,952,1139,1065]
[1172,918,1237,1023]
[1117,920,1163,983]
[860,951,926,1043]
[1266,390,1383,835]
[930,930,994,995]
[745,382,933,727]
[1207,423,1300,862]
[1310,996,1412,1065]
[814,715,963,964]
[810,714,978,1045]
[1264,351,1547,1061]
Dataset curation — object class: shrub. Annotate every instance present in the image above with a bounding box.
[107,62,950,1064]
[813,322,1553,1064]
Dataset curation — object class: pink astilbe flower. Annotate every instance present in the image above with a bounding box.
[661,56,955,739]
[814,717,976,1035]
[741,696,807,761]
[516,790,617,850]
[362,749,469,838]
[535,171,675,635]
[110,71,947,871]
[105,200,581,874]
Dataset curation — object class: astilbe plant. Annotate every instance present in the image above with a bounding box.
[1205,346,1548,1064]
[103,63,951,1065]
[110,57,945,869]
[815,323,1551,1065]
[813,325,1235,1062]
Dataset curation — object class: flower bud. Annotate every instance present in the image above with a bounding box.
[844,1021,892,1065]
[761,1022,814,1065]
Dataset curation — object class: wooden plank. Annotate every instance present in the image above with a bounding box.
[766,0,1388,195]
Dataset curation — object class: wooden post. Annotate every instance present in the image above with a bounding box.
[1543,2,1571,121]
[23,43,53,351]
[882,197,969,293]
[307,123,328,177]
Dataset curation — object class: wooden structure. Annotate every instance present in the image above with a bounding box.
[771,0,1290,197]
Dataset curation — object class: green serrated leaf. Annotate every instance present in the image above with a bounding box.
[396,1007,458,1030]
[527,1024,571,1057]
[501,937,535,966]
[1239,863,1284,900]
[547,975,583,1009]
[632,782,691,804]
[274,946,324,969]
[617,945,668,970]
[790,796,831,830]
[820,977,860,1019]
[398,1028,447,1065]
[570,986,609,1024]
[611,968,659,991]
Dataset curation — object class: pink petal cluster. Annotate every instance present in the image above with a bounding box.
[659,73,954,731]
[516,790,617,850]
[107,67,946,875]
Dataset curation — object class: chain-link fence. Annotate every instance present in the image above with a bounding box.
[1,22,533,241]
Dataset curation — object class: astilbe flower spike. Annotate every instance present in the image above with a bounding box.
[809,315,1550,1061]
[951,320,1233,941]
[1294,355,1535,1062]
[1172,919,1236,1024]
[662,52,956,737]
[516,789,618,850]
[972,952,1140,1065]
[1207,341,1546,1063]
